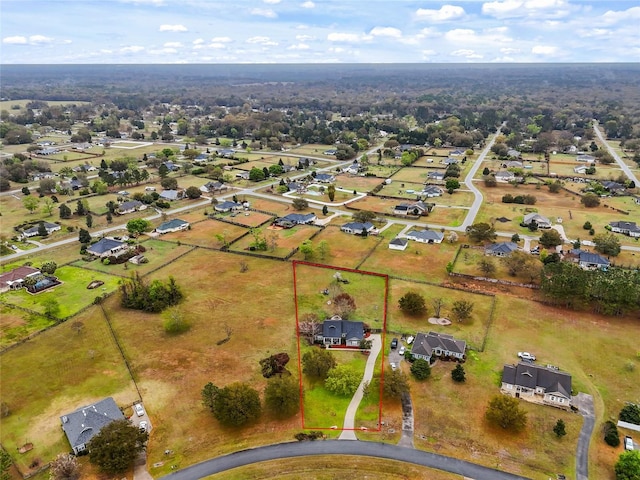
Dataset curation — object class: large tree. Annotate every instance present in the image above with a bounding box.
[410,359,431,380]
[398,291,427,316]
[593,233,621,256]
[352,210,376,224]
[264,375,300,417]
[325,365,361,396]
[49,453,80,480]
[292,198,308,210]
[485,395,527,431]
[382,370,410,399]
[302,349,336,379]
[88,419,148,475]
[539,229,563,249]
[466,222,496,243]
[126,218,152,236]
[211,382,261,426]
[451,299,474,323]
[22,195,39,214]
[615,450,640,480]
[332,292,356,319]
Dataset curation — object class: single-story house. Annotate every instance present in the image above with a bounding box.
[215,201,243,213]
[274,213,317,228]
[159,189,185,201]
[501,363,572,410]
[218,148,235,158]
[609,221,640,238]
[427,171,445,181]
[485,241,518,257]
[495,171,516,183]
[574,165,588,174]
[321,316,364,347]
[341,221,375,235]
[0,266,41,293]
[22,222,61,238]
[117,200,146,215]
[393,201,429,216]
[162,161,180,172]
[200,181,228,193]
[507,150,521,159]
[576,154,596,163]
[450,149,465,156]
[442,157,459,165]
[602,181,625,193]
[156,218,189,234]
[323,149,337,155]
[422,185,443,198]
[410,332,466,363]
[389,237,408,251]
[60,397,125,454]
[405,229,444,244]
[235,171,250,180]
[523,213,552,229]
[87,238,128,258]
[343,161,361,175]
[287,182,303,192]
[315,173,335,183]
[578,251,610,270]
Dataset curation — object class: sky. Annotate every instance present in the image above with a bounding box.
[1,0,639,64]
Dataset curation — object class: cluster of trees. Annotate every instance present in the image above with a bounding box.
[398,291,474,323]
[466,223,497,243]
[541,262,640,315]
[502,194,536,205]
[120,272,183,312]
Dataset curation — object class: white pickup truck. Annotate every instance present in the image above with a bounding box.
[518,352,536,361]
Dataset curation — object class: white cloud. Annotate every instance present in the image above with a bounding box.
[329,47,344,53]
[422,49,436,56]
[500,47,520,54]
[28,35,54,44]
[246,36,278,46]
[483,0,570,19]
[327,32,365,43]
[119,0,165,5]
[250,8,277,18]
[531,45,558,55]
[164,42,182,48]
[369,27,402,38]
[451,49,483,59]
[159,24,187,32]
[3,36,27,44]
[211,37,232,43]
[207,43,228,49]
[3,35,57,45]
[193,38,204,45]
[482,0,523,18]
[301,1,315,8]
[287,43,310,50]
[296,34,314,41]
[602,6,640,25]
[444,28,512,46]
[415,5,465,22]
[120,45,145,53]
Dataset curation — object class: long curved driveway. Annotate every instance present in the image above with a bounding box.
[159,440,530,480]
[593,121,639,185]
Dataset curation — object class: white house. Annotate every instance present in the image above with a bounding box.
[422,185,443,198]
[523,213,551,229]
[405,229,444,244]
[87,238,129,258]
[22,222,61,238]
[576,154,596,163]
[156,218,189,234]
[501,363,572,410]
[495,171,516,183]
[389,238,408,251]
[341,222,375,235]
[215,201,243,213]
[609,221,640,238]
[410,332,466,363]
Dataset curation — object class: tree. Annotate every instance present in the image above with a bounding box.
[332,292,356,319]
[619,403,640,425]
[502,250,534,277]
[593,233,621,256]
[59,203,72,219]
[163,307,190,334]
[553,419,567,438]
[88,419,148,475]
[259,352,290,378]
[325,365,361,396]
[0,450,12,480]
[539,230,562,249]
[410,358,431,380]
[581,193,601,208]
[615,450,640,480]
[447,231,458,243]
[511,233,520,243]
[43,298,60,319]
[78,228,91,244]
[445,178,460,194]
[292,198,308,210]
[478,258,496,277]
[352,210,376,224]
[158,163,169,178]
[383,370,410,399]
[211,382,261,426]
[201,382,220,412]
[466,223,496,243]
[485,395,527,431]
[300,239,314,260]
[327,184,336,202]
[40,261,57,275]
[302,349,336,379]
[322,205,329,216]
[22,186,30,195]
[85,213,93,228]
[264,375,300,417]
[185,185,201,199]
[249,167,265,182]
[451,299,474,323]
[298,313,321,345]
[431,297,445,318]
[548,181,562,193]
[126,218,152,236]
[37,221,48,237]
[451,364,466,382]
[120,273,183,312]
[160,176,178,190]
[22,195,39,214]
[605,420,621,446]
[50,453,80,480]
[398,291,427,316]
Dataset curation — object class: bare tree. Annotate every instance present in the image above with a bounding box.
[267,231,279,252]
[298,312,321,345]
[50,453,80,480]
[332,293,357,319]
[447,231,458,243]
[451,300,474,323]
[239,261,249,273]
[432,298,445,318]
[71,321,84,335]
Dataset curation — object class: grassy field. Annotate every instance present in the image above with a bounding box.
[0,304,55,348]
[334,174,383,192]
[154,219,247,249]
[229,224,320,258]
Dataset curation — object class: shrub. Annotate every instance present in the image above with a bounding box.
[410,358,431,380]
[604,420,620,447]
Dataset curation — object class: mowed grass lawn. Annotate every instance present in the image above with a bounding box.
[0,304,54,348]
[0,265,122,319]
[229,224,320,258]
[104,250,304,477]
[0,306,138,473]
[164,219,247,249]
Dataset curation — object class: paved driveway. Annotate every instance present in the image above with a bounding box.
[573,393,595,480]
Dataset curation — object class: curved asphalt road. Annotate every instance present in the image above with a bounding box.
[159,440,531,480]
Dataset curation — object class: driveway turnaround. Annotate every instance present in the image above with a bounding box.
[159,440,531,480]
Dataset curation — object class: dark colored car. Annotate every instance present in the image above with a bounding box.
[390,338,398,349]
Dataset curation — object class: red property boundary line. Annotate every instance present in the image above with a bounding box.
[292,260,389,432]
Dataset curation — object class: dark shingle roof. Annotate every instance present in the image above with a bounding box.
[502,363,572,398]
[60,397,125,451]
[411,331,466,358]
[87,238,124,255]
[322,319,364,341]
[486,242,518,255]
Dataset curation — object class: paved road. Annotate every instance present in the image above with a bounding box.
[158,440,531,480]
[574,393,595,480]
[593,121,639,185]
[339,334,382,439]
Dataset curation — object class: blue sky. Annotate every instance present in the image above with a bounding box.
[1,0,639,63]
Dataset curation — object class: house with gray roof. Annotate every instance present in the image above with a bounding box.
[341,221,375,235]
[321,316,364,347]
[427,171,445,181]
[485,242,518,257]
[22,222,61,238]
[214,201,242,213]
[389,237,408,251]
[117,200,146,215]
[422,185,443,198]
[60,397,125,454]
[609,221,640,238]
[159,189,184,201]
[315,173,335,183]
[576,154,596,163]
[393,201,430,216]
[495,171,516,183]
[87,238,128,258]
[156,218,189,234]
[410,332,466,363]
[405,229,444,244]
[274,213,317,228]
[523,212,551,229]
[501,363,572,410]
[578,251,610,270]
[200,181,228,193]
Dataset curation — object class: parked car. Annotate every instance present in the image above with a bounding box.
[625,436,634,451]
[390,338,398,349]
[139,420,148,432]
[398,346,406,356]
[118,190,130,196]
[134,403,145,417]
[406,336,414,345]
[518,352,536,361]
[390,362,398,371]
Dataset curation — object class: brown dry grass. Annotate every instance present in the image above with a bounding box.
[334,174,384,192]
[244,196,298,216]
[230,224,320,256]
[165,219,247,249]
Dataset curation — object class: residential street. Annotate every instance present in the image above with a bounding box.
[593,121,639,185]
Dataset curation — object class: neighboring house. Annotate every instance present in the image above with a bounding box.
[601,181,625,194]
[162,161,179,172]
[235,171,250,180]
[200,181,228,193]
[315,173,335,183]
[574,165,588,174]
[501,363,572,410]
[389,237,408,251]
[215,201,243,213]
[405,229,444,244]
[69,179,83,190]
[427,171,445,181]
[523,213,552,229]
[578,251,610,270]
[485,242,518,257]
[442,157,458,165]
[60,397,125,454]
[323,149,337,155]
[393,201,429,216]
[341,221,375,235]
[410,331,466,363]
[422,185,443,198]
[195,153,209,161]
[507,150,521,159]
[156,218,189,234]
[274,213,317,228]
[494,171,516,183]
[87,238,128,258]
[218,148,235,158]
[0,266,41,293]
[22,222,61,238]
[609,221,640,238]
[576,154,596,163]
[117,200,146,215]
[344,161,361,174]
[159,189,184,201]
[450,149,465,156]
[287,182,303,192]
[321,316,364,347]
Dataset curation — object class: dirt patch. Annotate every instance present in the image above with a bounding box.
[87,280,104,289]
[428,317,452,325]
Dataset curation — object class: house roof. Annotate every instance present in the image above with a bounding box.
[579,252,610,266]
[118,200,143,211]
[406,229,444,242]
[602,181,625,191]
[523,213,551,225]
[609,221,640,232]
[282,213,316,223]
[389,237,408,246]
[427,171,445,179]
[322,319,364,341]
[87,238,125,255]
[486,241,518,255]
[160,189,181,200]
[411,331,466,358]
[495,170,515,179]
[422,185,443,195]
[23,222,60,235]
[342,221,373,232]
[60,397,125,451]
[315,173,334,181]
[217,200,241,210]
[502,363,572,399]
[157,219,188,231]
[0,266,41,290]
